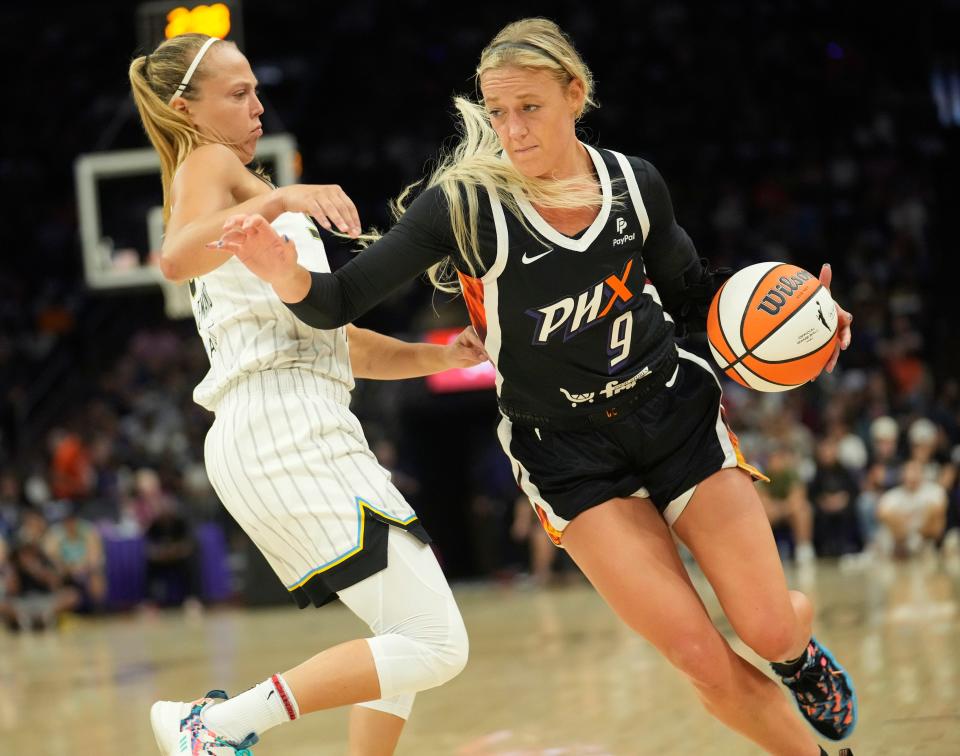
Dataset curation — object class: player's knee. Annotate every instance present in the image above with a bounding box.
[366,610,468,697]
[434,611,469,683]
[424,606,469,684]
[398,601,468,687]
[664,633,731,691]
[739,617,799,662]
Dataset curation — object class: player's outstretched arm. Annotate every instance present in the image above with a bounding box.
[213,195,454,330]
[209,212,313,298]
[346,325,489,380]
[162,145,360,283]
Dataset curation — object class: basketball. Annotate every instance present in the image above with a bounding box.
[706,261,839,392]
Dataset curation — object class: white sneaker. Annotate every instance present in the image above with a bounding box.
[150,690,258,755]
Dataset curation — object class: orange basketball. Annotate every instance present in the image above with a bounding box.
[706,262,839,392]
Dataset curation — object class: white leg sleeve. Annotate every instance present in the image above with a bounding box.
[355,693,416,720]
[336,529,469,719]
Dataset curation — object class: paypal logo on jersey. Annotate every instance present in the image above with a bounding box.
[526,258,637,344]
[613,216,636,246]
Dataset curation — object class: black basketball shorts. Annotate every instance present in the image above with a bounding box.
[497,348,766,546]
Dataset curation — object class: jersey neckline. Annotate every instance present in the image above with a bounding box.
[510,143,612,252]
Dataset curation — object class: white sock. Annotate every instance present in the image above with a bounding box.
[201,674,299,743]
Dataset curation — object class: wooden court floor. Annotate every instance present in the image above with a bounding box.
[4,554,960,756]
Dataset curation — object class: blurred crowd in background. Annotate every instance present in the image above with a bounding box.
[1,1,959,629]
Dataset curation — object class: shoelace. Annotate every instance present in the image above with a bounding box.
[786,661,849,719]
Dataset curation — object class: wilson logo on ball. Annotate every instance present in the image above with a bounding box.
[755,271,815,316]
[706,261,839,392]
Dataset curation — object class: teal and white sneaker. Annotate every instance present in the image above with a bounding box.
[150,689,258,755]
[775,639,857,741]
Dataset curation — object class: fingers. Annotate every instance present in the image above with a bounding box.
[241,214,271,233]
[206,214,266,249]
[814,267,849,378]
[458,327,489,359]
[819,262,832,290]
[281,185,363,236]
[222,214,247,233]
[837,305,853,350]
[822,307,853,375]
[313,189,361,237]
[824,343,841,373]
[344,197,361,236]
[219,229,250,245]
[205,215,291,261]
[311,199,333,232]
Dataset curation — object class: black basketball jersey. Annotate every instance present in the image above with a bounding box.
[287,145,712,421]
[458,146,680,418]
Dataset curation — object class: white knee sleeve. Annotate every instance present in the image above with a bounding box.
[356,692,416,720]
[337,529,469,715]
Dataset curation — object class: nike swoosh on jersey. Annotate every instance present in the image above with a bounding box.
[521,247,555,264]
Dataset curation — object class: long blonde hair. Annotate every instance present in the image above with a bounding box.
[383,18,603,292]
[128,34,234,223]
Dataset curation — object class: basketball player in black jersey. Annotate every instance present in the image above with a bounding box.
[213,18,856,756]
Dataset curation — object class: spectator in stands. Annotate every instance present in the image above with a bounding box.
[8,507,80,630]
[821,400,868,474]
[858,415,903,543]
[48,427,93,502]
[759,445,815,564]
[877,459,948,558]
[0,469,25,539]
[808,438,863,557]
[907,417,950,486]
[87,433,123,520]
[907,417,959,547]
[144,497,198,608]
[44,501,107,611]
[122,467,175,534]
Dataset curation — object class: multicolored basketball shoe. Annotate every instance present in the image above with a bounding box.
[150,689,259,755]
[776,638,857,741]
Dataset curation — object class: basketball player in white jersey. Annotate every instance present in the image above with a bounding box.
[129,34,476,755]
[214,18,858,756]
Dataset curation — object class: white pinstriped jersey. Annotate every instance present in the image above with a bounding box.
[189,212,420,593]
[190,212,354,411]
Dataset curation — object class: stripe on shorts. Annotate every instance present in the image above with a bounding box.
[285,497,419,590]
[497,416,567,546]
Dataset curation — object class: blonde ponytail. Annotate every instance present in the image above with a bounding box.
[128,34,234,223]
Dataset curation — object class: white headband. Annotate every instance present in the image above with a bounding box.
[168,36,219,104]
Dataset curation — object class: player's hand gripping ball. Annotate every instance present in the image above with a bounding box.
[706,262,840,392]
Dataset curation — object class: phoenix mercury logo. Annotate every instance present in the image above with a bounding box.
[526,259,637,344]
